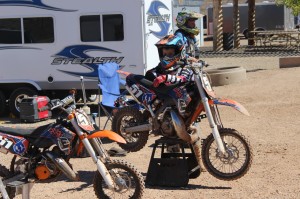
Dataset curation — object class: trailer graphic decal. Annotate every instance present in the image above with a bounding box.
[0,0,76,12]
[52,45,124,79]
[147,0,171,38]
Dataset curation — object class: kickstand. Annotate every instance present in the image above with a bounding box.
[0,177,9,199]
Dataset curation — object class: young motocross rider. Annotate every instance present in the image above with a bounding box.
[145,35,207,171]
[145,34,195,114]
[174,10,203,62]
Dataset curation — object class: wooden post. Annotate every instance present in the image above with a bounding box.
[233,0,240,48]
[248,0,255,45]
[213,0,223,51]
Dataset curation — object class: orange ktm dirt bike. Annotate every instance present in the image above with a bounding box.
[113,60,253,181]
[0,91,144,199]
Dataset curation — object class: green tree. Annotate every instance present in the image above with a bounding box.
[276,0,300,15]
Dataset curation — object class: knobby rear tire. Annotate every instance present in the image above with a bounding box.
[112,106,149,152]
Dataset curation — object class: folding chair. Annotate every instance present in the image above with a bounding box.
[97,62,124,130]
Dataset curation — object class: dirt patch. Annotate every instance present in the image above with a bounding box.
[1,66,300,199]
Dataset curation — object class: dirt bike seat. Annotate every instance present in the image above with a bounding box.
[131,74,183,94]
[0,126,36,137]
[0,124,56,148]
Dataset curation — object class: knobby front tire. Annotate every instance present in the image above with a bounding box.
[202,128,253,181]
[93,159,144,199]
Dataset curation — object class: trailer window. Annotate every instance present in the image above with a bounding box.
[23,17,54,43]
[103,14,124,41]
[80,15,101,42]
[0,18,22,44]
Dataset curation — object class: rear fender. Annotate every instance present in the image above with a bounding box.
[88,130,126,144]
[212,98,250,116]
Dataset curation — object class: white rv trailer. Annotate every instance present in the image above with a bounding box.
[0,0,173,116]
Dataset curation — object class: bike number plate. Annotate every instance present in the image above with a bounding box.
[202,74,213,92]
[75,110,95,131]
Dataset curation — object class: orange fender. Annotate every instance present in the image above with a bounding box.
[87,130,126,144]
[212,98,250,116]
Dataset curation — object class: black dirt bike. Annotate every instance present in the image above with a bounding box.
[113,61,253,181]
[0,90,144,199]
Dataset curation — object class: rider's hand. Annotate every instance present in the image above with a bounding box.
[153,75,166,87]
[187,57,198,63]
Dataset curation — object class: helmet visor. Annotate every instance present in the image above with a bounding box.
[162,47,175,57]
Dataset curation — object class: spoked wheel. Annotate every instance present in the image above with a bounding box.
[202,128,253,181]
[0,164,15,199]
[112,106,149,152]
[93,159,144,199]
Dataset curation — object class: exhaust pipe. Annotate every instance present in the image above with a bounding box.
[45,152,79,181]
[170,110,191,142]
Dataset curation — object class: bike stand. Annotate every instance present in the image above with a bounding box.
[145,138,200,187]
[0,177,9,199]
[18,180,34,199]
[0,178,34,199]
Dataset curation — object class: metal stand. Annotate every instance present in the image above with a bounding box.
[145,138,200,187]
[20,181,34,199]
[0,177,9,199]
[0,178,34,199]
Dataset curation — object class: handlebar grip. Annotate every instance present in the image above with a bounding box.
[61,95,74,107]
[199,60,209,67]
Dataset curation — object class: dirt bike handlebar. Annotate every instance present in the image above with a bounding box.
[38,94,75,112]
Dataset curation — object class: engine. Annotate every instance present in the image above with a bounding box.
[35,146,62,180]
[35,160,58,180]
[160,113,177,137]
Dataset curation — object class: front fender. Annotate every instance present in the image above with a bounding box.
[212,98,250,116]
[88,130,126,144]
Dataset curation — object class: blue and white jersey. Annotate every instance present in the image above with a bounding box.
[174,29,197,58]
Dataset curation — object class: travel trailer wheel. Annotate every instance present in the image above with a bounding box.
[9,87,37,117]
[0,91,7,117]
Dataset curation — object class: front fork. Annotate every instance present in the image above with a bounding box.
[194,77,226,155]
[70,119,115,189]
